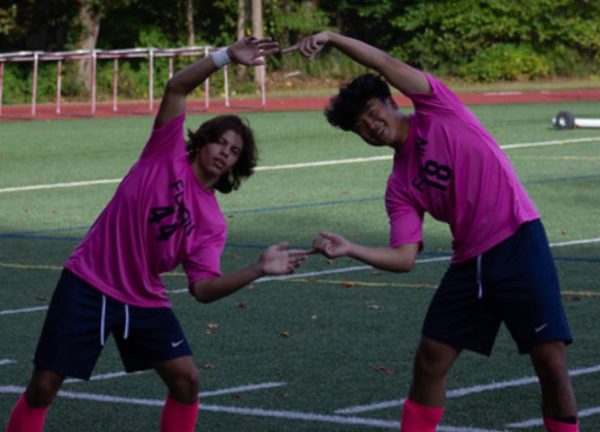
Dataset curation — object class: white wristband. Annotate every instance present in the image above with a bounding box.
[212,49,231,68]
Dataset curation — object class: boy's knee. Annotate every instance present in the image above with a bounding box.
[26,371,64,407]
[414,338,458,377]
[531,342,570,383]
[169,367,200,403]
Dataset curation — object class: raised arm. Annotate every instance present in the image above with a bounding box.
[282,31,430,96]
[312,232,419,273]
[156,37,278,127]
[189,242,308,304]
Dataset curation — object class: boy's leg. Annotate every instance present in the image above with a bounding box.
[530,341,579,432]
[400,337,459,432]
[155,356,200,432]
[8,269,105,431]
[6,368,64,432]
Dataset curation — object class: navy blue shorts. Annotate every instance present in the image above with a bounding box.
[34,269,192,380]
[422,219,572,356]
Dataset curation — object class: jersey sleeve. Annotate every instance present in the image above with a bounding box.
[385,177,424,248]
[183,228,227,285]
[405,74,469,119]
[139,114,187,161]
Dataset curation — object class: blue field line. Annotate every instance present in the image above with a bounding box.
[524,174,600,185]
[226,196,383,215]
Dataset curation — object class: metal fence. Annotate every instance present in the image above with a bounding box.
[0,46,266,117]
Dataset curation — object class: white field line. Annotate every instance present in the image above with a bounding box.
[0,178,121,194]
[1,136,599,194]
[199,382,285,398]
[0,305,49,316]
[506,406,600,428]
[63,373,285,398]
[0,359,16,366]
[335,364,600,415]
[2,236,600,316]
[501,136,600,150]
[0,385,502,432]
[550,237,600,247]
[64,370,146,384]
[168,256,450,295]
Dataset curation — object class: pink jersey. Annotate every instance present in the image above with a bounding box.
[66,114,227,307]
[386,74,539,263]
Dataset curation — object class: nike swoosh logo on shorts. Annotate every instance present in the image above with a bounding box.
[171,339,185,348]
[534,323,549,333]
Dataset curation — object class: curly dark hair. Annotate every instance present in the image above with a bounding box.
[186,115,257,194]
[325,73,393,131]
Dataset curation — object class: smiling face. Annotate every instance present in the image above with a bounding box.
[194,129,243,188]
[353,97,403,148]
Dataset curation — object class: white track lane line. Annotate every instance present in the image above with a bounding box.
[1,136,598,194]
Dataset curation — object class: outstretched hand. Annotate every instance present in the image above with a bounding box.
[280,31,330,60]
[311,231,351,258]
[256,242,309,276]
[228,37,279,66]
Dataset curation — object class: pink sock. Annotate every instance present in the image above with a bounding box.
[5,393,49,432]
[159,395,199,432]
[544,417,579,432]
[400,398,444,432]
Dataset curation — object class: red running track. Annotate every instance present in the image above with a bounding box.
[1,87,599,122]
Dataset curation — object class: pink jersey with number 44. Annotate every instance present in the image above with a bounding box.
[66,115,226,308]
[385,74,539,263]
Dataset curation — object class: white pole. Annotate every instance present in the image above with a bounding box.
[56,60,62,114]
[260,64,266,108]
[148,48,154,113]
[91,50,97,115]
[113,59,118,112]
[32,52,39,116]
[0,62,4,116]
[204,47,209,109]
[224,64,229,108]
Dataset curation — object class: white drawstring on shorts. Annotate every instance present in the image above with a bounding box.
[100,295,107,346]
[476,255,483,299]
[100,295,130,346]
[123,304,130,340]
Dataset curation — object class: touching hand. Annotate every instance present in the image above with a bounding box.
[280,31,330,60]
[256,242,309,276]
[311,231,351,258]
[228,37,279,66]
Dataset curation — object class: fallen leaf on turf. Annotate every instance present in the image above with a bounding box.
[281,330,289,337]
[205,323,219,335]
[373,366,393,375]
[341,281,355,288]
[365,301,381,310]
[203,363,215,369]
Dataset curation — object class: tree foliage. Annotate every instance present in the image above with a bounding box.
[0,0,598,91]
